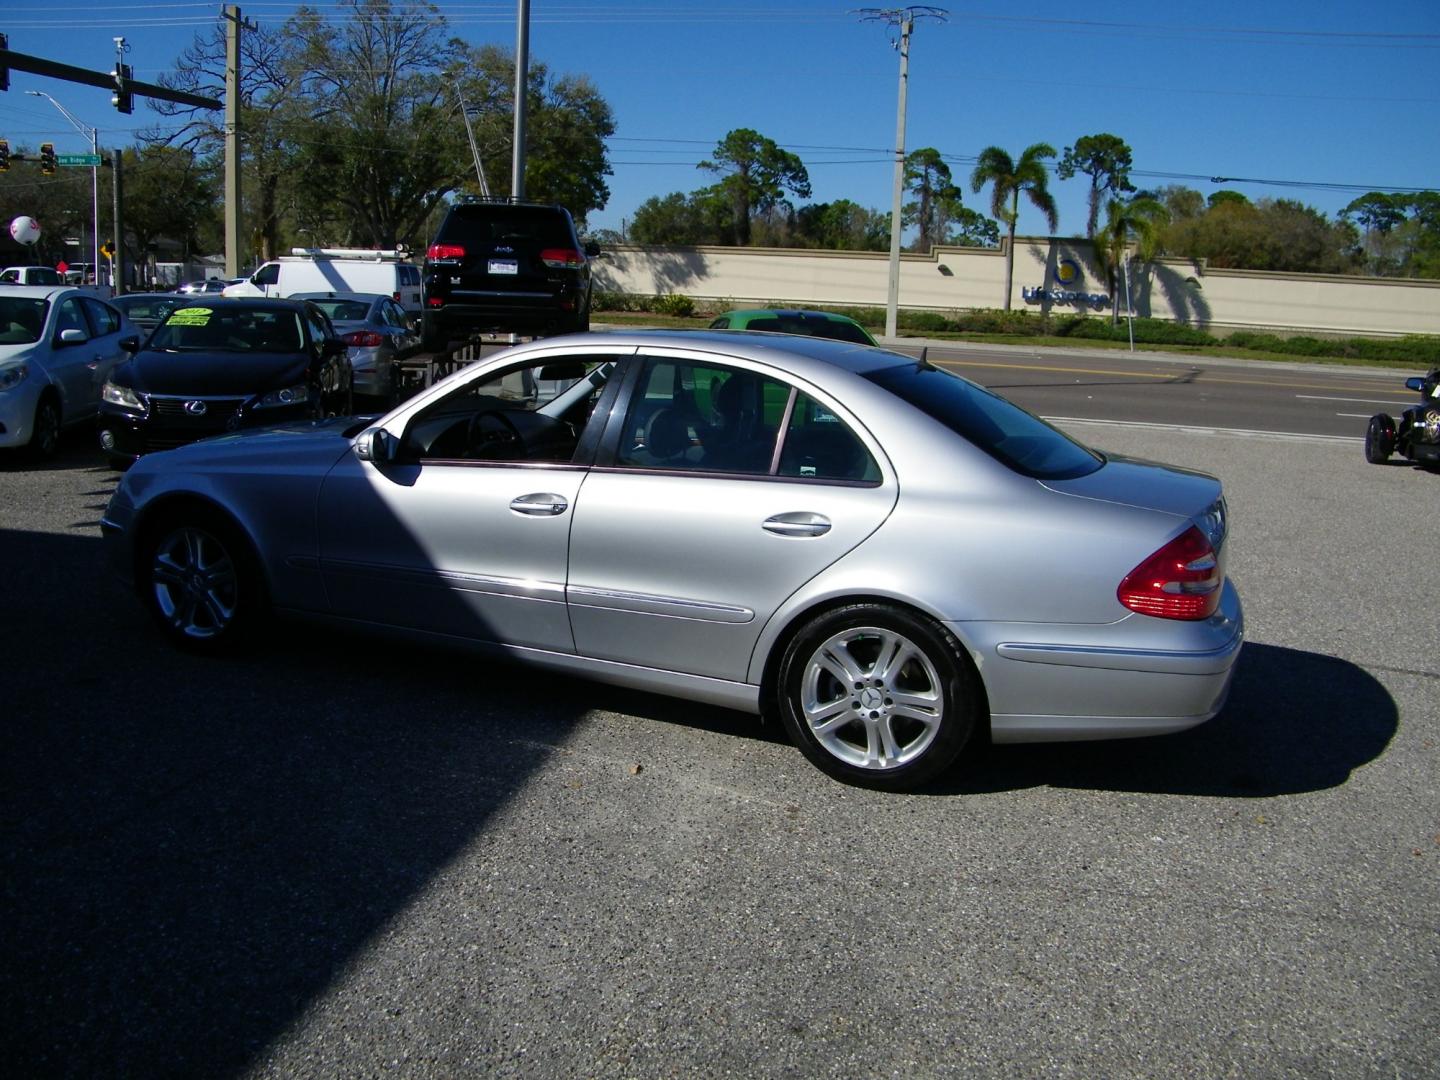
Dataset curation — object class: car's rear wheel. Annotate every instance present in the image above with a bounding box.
[1365,413,1395,464]
[776,603,978,790]
[141,510,263,652]
[26,394,61,460]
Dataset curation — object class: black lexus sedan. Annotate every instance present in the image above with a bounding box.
[98,298,354,467]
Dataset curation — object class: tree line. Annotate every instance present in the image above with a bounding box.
[620,128,1440,289]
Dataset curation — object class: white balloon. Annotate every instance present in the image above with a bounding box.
[10,216,41,245]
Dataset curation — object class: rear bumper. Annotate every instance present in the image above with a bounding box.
[425,289,586,335]
[953,579,1245,743]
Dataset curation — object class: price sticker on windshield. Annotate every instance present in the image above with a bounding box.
[166,307,213,326]
[487,259,519,276]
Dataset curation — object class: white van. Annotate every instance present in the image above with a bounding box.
[223,248,423,318]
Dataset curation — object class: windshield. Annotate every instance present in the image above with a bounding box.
[148,307,305,353]
[867,362,1104,480]
[0,297,49,345]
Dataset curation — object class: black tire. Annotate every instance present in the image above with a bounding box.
[776,603,979,790]
[421,313,446,352]
[1364,414,1395,464]
[139,509,265,653]
[26,394,61,461]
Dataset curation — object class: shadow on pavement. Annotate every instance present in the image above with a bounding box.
[0,527,592,1078]
[937,641,1398,798]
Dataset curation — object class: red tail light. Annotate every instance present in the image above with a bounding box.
[342,330,384,347]
[427,243,465,260]
[539,247,584,268]
[1117,526,1221,621]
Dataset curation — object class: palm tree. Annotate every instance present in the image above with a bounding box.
[1094,195,1170,325]
[970,143,1059,310]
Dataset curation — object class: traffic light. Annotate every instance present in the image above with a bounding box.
[100,241,115,261]
[111,63,133,115]
[39,142,56,175]
[0,141,9,172]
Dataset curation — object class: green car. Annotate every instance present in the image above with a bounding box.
[708,308,877,347]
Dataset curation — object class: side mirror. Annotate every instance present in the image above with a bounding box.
[323,337,348,357]
[353,426,397,464]
[58,328,89,346]
[584,241,602,258]
[1405,377,1424,392]
[120,336,141,353]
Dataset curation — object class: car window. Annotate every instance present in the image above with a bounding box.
[707,316,730,330]
[305,305,333,347]
[401,355,613,464]
[381,301,407,328]
[252,264,280,286]
[776,392,880,482]
[614,357,793,476]
[308,299,371,323]
[799,316,873,346]
[80,297,121,337]
[438,205,577,247]
[866,362,1103,480]
[54,298,89,340]
[0,297,48,344]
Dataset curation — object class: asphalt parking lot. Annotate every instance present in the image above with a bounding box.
[2,419,1437,1078]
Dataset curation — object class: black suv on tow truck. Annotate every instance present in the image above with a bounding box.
[421,199,598,350]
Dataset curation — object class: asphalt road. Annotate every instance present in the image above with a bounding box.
[2,357,1437,1079]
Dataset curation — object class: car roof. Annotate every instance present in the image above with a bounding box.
[517,328,911,379]
[0,284,92,300]
[290,291,385,302]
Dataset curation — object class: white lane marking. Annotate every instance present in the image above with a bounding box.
[1045,415,1360,444]
[1296,394,1413,406]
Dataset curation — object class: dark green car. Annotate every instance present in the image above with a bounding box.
[708,308,877,347]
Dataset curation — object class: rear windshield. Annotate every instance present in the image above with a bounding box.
[438,205,577,248]
[866,363,1103,479]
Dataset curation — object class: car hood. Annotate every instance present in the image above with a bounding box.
[137,415,361,468]
[1040,453,1221,519]
[121,349,309,396]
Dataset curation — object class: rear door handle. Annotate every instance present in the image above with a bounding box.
[762,511,831,537]
[510,492,570,516]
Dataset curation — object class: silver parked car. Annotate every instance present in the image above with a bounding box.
[290,291,419,405]
[1,285,138,458]
[102,331,1243,789]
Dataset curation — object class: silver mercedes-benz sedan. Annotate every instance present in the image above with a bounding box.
[102,330,1242,790]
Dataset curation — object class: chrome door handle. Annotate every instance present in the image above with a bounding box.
[763,512,831,537]
[510,492,570,516]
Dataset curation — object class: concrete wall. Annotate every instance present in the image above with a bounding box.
[592,238,1440,338]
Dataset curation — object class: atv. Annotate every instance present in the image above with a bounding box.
[1365,367,1440,469]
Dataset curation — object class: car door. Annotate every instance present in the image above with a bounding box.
[315,347,626,651]
[45,296,117,421]
[565,348,898,683]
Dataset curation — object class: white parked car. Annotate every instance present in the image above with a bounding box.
[0,285,138,458]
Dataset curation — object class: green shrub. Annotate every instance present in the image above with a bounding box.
[652,293,696,317]
[898,310,950,333]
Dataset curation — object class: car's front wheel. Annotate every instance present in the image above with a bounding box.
[141,511,263,652]
[776,603,979,790]
[26,394,61,460]
[1365,413,1396,464]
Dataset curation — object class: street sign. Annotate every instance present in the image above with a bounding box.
[56,154,102,167]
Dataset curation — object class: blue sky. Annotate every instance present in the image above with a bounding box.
[3,1,1437,242]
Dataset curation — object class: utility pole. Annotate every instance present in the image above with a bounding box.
[511,0,530,200]
[223,5,246,277]
[856,7,948,341]
[111,147,125,295]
